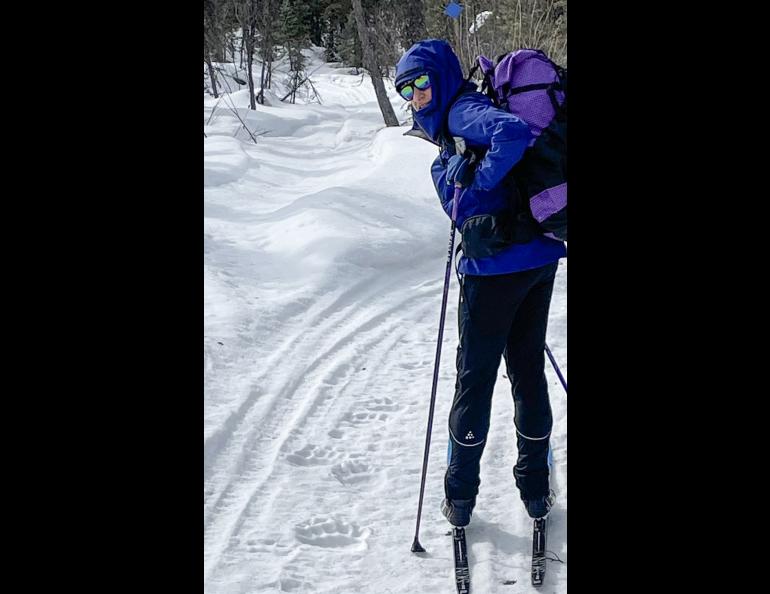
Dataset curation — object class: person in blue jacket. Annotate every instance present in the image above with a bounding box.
[395,39,567,526]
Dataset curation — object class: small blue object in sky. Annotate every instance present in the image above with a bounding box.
[444,2,463,19]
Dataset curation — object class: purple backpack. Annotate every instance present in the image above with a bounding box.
[477,49,567,241]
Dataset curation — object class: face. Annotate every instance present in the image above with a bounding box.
[411,86,432,112]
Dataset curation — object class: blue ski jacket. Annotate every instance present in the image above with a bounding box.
[395,39,566,275]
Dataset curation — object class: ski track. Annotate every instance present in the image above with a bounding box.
[205,56,566,594]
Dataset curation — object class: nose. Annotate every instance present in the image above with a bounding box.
[413,88,429,102]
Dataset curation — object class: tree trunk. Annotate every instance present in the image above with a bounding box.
[257,3,269,104]
[491,0,498,58]
[258,46,267,104]
[466,2,476,69]
[350,0,399,127]
[452,15,462,70]
[245,19,256,109]
[473,1,476,66]
[205,55,219,98]
[246,43,255,109]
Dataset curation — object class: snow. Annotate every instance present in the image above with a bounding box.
[204,46,567,593]
[469,11,494,34]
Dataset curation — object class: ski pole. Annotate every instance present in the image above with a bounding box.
[544,342,567,394]
[411,183,464,554]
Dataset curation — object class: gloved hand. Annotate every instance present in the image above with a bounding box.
[446,154,475,188]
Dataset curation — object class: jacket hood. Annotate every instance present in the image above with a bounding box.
[395,39,475,144]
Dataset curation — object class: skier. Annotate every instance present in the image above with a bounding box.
[395,39,566,526]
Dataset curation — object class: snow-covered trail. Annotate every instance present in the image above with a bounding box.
[204,50,567,593]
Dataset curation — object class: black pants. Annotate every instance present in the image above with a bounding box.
[445,261,558,502]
